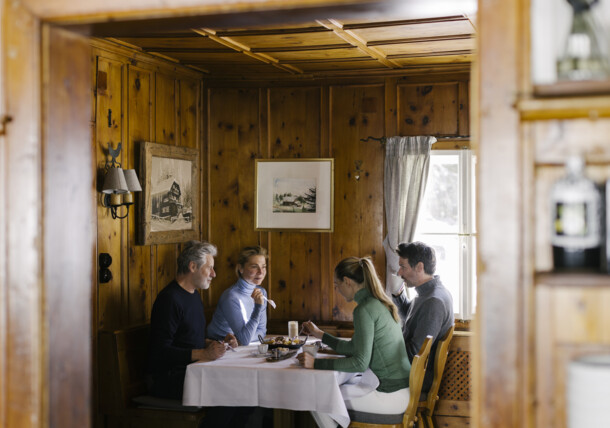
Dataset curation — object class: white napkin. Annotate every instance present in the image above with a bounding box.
[337,368,380,400]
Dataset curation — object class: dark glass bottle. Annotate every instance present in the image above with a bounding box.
[550,156,602,270]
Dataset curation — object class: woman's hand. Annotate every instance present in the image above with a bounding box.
[296,351,315,369]
[301,320,324,339]
[224,333,238,349]
[251,288,265,305]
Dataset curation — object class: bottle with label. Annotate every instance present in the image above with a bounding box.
[550,156,602,270]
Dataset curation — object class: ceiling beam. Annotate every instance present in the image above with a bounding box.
[192,28,303,74]
[316,19,401,69]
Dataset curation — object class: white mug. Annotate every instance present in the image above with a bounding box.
[257,344,268,354]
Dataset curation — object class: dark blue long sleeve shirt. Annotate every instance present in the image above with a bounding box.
[148,280,207,375]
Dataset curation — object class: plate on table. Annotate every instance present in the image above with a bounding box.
[262,336,306,350]
[265,349,297,362]
[250,351,270,358]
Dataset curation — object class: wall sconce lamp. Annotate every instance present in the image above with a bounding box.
[101,142,142,219]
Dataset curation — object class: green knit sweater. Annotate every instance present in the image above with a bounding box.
[314,288,411,392]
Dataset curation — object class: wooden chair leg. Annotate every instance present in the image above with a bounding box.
[425,412,434,428]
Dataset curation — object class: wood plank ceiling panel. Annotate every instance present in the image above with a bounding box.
[377,38,475,56]
[106,14,475,79]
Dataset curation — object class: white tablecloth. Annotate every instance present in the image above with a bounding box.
[182,343,350,427]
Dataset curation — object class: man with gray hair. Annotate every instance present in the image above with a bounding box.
[147,240,238,400]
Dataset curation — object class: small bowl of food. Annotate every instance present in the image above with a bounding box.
[264,336,306,350]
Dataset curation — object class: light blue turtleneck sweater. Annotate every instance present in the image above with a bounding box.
[207,277,267,345]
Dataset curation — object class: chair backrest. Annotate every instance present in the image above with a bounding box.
[403,335,433,428]
[420,325,455,411]
[99,324,151,415]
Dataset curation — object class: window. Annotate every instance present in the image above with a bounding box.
[413,149,476,320]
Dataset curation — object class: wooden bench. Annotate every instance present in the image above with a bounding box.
[98,324,206,428]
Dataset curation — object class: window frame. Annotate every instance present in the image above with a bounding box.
[414,148,477,320]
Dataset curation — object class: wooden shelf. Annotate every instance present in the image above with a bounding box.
[536,272,610,287]
[534,80,610,97]
[518,95,610,121]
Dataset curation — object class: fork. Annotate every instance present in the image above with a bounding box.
[262,295,276,309]
[218,340,237,352]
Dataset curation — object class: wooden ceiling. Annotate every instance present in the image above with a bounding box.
[107,13,476,80]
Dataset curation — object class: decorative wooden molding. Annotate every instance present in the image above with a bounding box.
[316,19,401,69]
[192,28,303,75]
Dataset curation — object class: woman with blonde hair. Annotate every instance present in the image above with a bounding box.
[298,257,410,428]
[207,245,268,345]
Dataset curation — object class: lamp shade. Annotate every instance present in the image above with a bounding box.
[123,169,142,192]
[102,167,129,194]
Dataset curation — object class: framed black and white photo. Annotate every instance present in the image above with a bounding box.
[255,158,334,232]
[139,142,200,245]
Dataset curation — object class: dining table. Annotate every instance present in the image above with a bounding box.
[182,341,351,427]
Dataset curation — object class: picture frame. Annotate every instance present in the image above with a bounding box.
[255,158,334,232]
[139,141,200,245]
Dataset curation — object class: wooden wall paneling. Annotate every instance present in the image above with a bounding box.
[319,85,332,322]
[178,78,199,150]
[535,284,555,428]
[458,81,469,136]
[2,3,42,427]
[258,88,270,312]
[536,285,610,428]
[397,82,460,136]
[43,25,93,428]
[153,72,178,295]
[127,65,153,325]
[329,84,385,321]
[384,77,398,138]
[267,87,322,321]
[207,88,260,307]
[96,55,126,330]
[200,85,211,308]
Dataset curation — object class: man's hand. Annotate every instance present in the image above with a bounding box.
[296,351,315,369]
[224,333,238,349]
[192,341,226,362]
[251,288,265,305]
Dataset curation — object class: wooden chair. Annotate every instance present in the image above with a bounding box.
[349,335,434,428]
[417,325,455,428]
[98,324,206,428]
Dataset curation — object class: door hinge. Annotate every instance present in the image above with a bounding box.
[0,115,13,136]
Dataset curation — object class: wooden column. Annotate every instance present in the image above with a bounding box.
[1,2,43,427]
[474,0,529,427]
[43,25,93,428]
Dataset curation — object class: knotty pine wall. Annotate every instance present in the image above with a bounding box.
[92,40,469,334]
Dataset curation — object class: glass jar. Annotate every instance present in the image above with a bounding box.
[557,0,610,81]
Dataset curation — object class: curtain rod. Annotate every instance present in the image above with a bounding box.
[360,135,471,144]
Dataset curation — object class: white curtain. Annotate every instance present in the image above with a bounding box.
[382,136,436,294]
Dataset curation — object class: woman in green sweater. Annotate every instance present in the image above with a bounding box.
[297,257,411,428]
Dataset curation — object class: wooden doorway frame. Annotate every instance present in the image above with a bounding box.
[0,1,528,427]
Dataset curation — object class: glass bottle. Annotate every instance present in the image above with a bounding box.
[557,0,610,81]
[550,156,602,270]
